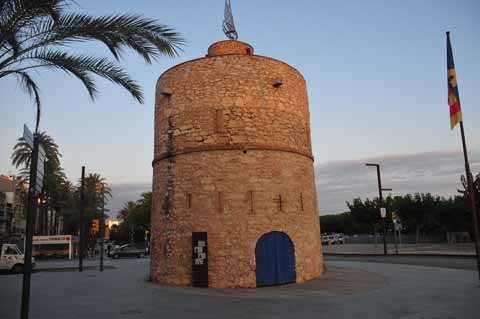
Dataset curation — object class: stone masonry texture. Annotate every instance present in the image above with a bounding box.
[151,40,324,288]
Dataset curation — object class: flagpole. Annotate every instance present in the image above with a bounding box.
[459,121,480,283]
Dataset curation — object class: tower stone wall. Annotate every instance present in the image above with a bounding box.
[151,40,323,288]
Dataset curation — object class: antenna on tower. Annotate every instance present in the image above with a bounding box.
[223,0,238,40]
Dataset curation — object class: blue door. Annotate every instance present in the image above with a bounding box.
[255,231,296,287]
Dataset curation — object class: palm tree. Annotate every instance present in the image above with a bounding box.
[81,172,112,254]
[12,132,61,172]
[0,0,185,132]
[83,173,112,211]
[12,131,64,234]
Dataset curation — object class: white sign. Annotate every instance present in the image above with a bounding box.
[193,241,207,266]
[23,124,34,148]
[33,235,73,244]
[380,208,387,218]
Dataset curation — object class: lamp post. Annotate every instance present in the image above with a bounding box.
[366,163,392,255]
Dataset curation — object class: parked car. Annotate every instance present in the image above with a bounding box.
[333,234,346,244]
[0,243,35,273]
[321,235,335,245]
[108,244,145,259]
[321,234,346,245]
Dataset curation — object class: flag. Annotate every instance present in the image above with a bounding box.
[447,32,462,129]
[223,0,238,40]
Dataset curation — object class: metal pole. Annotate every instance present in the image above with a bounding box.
[79,166,85,272]
[459,122,480,282]
[399,227,402,247]
[20,135,39,319]
[394,222,399,255]
[376,165,388,255]
[100,185,104,272]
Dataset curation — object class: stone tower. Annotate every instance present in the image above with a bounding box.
[151,40,324,288]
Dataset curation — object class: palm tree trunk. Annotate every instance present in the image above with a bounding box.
[53,211,58,235]
[37,205,44,235]
[52,210,56,234]
[43,206,48,235]
[49,210,54,235]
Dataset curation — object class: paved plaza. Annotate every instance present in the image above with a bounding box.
[1,256,479,319]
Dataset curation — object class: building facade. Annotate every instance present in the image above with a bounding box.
[0,175,26,245]
[151,40,323,288]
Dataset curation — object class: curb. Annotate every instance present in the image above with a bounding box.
[324,253,475,258]
[34,265,116,272]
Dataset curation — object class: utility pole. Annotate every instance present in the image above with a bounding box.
[100,184,105,272]
[366,163,392,256]
[79,166,85,272]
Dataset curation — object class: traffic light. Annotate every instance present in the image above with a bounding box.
[104,225,110,240]
[95,182,102,194]
[91,219,100,233]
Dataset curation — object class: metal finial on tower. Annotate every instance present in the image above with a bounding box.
[223,0,238,40]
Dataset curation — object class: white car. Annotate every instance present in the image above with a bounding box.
[0,244,35,273]
[333,234,345,244]
[321,235,335,245]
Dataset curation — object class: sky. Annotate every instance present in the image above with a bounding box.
[1,0,479,216]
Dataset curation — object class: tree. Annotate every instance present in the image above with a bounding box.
[0,0,185,132]
[458,172,480,238]
[12,132,61,171]
[347,197,380,235]
[320,211,369,235]
[319,180,477,242]
[11,131,64,234]
[82,173,112,216]
[109,224,128,243]
[116,192,151,243]
[80,173,112,254]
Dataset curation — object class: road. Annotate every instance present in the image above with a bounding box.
[0,257,478,319]
[325,254,478,271]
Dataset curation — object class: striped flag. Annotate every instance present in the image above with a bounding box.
[447,32,462,129]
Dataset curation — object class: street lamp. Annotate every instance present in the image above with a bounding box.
[366,163,392,255]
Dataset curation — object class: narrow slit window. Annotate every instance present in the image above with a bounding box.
[217,191,224,214]
[214,109,224,133]
[249,191,254,214]
[300,193,304,211]
[276,194,283,212]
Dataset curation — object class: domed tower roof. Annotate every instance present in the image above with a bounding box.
[207,40,254,57]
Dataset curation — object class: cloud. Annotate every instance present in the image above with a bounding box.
[106,182,151,219]
[315,149,480,215]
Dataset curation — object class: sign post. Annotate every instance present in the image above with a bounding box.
[20,125,45,319]
[380,207,387,255]
[366,163,391,256]
[380,208,386,219]
[392,212,399,255]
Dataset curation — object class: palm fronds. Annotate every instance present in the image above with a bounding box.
[0,0,185,131]
[12,131,62,169]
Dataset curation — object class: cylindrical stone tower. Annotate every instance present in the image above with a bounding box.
[151,40,323,288]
